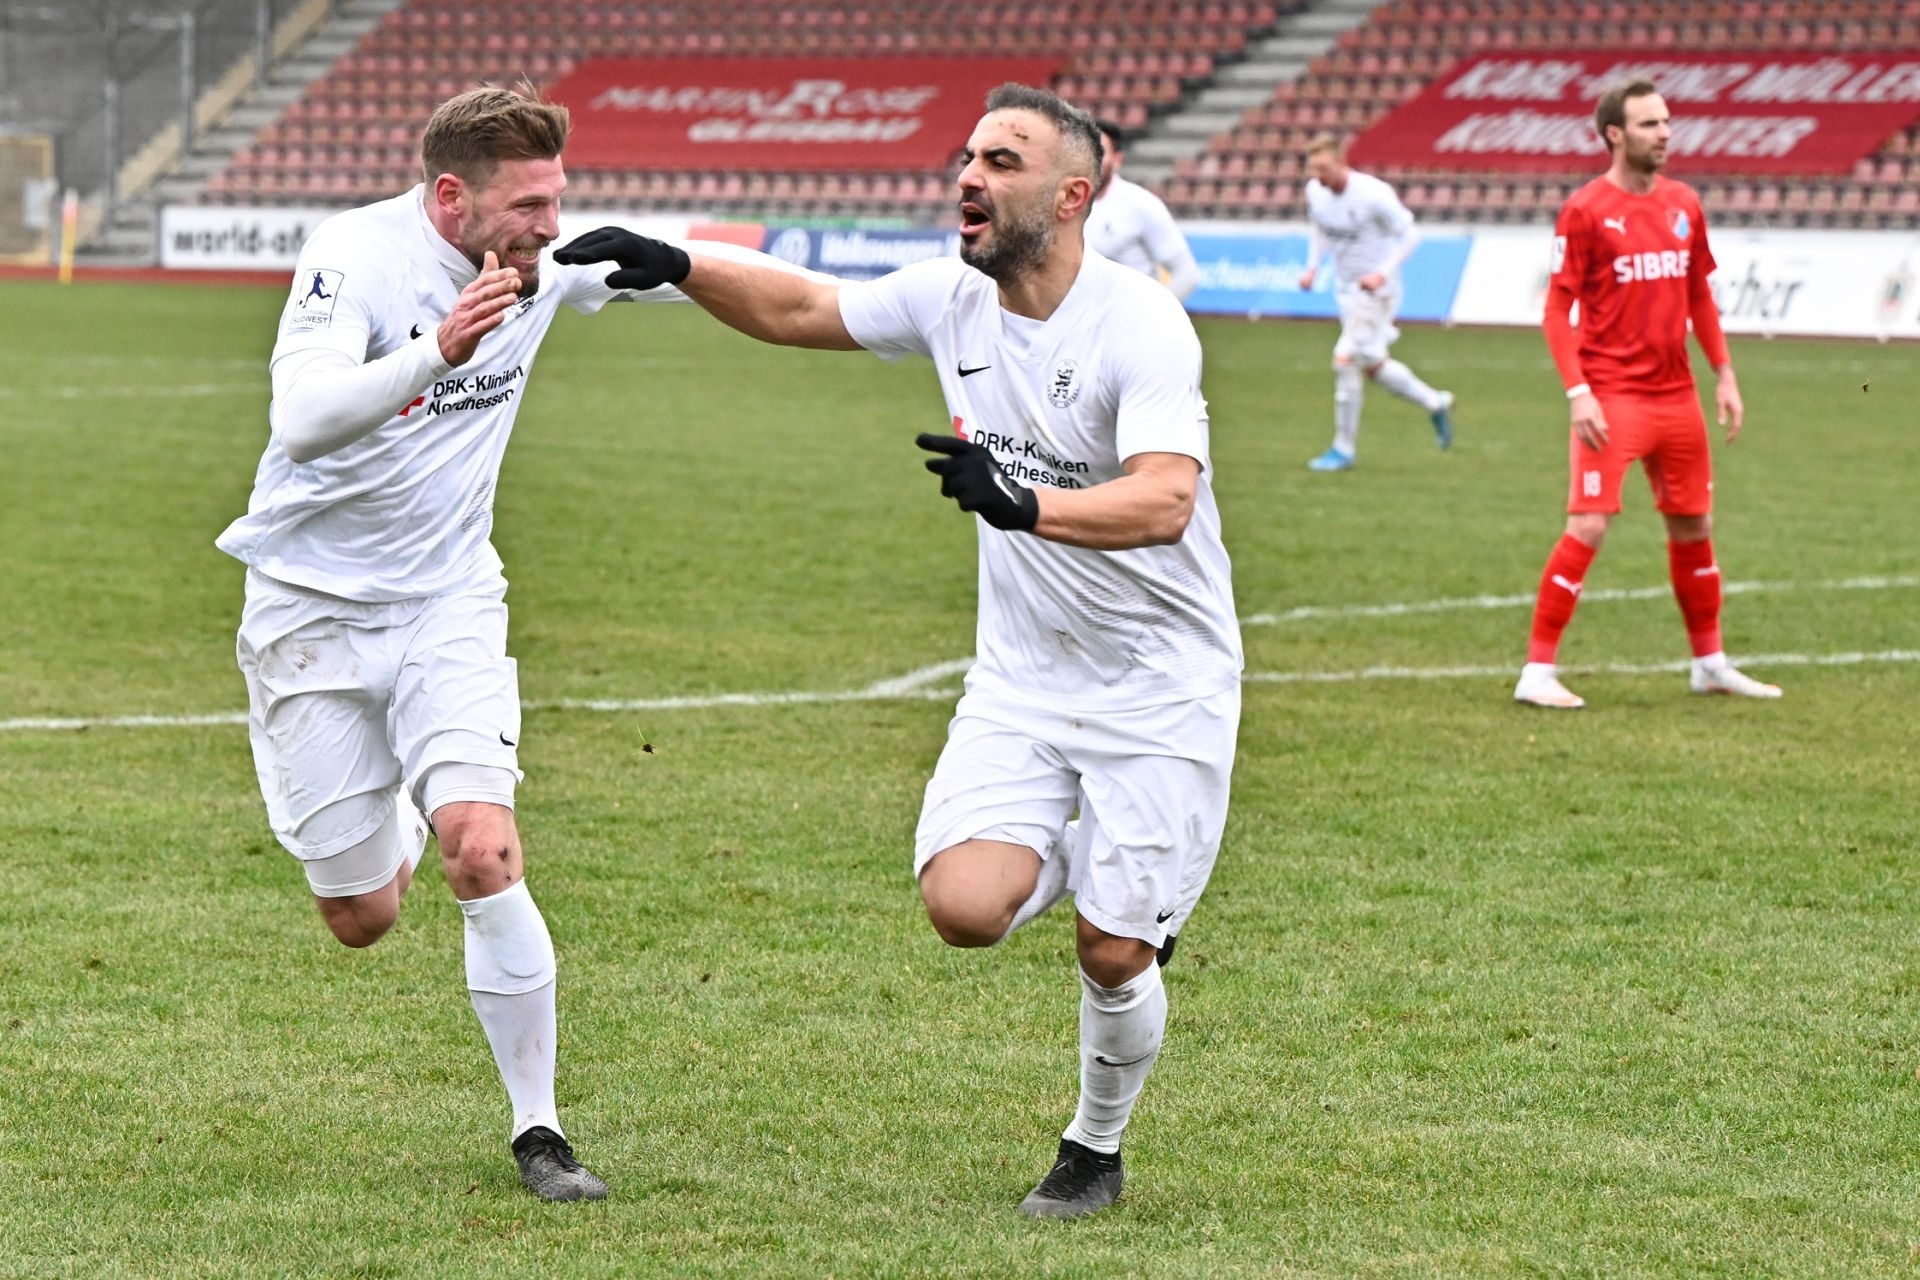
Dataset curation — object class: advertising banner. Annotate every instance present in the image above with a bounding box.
[161,205,739,270]
[1451,225,1920,339]
[1182,224,1472,320]
[759,225,956,280]
[545,57,1064,172]
[160,205,338,269]
[1349,52,1920,175]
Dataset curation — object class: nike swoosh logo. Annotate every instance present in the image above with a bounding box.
[992,472,1022,503]
[410,323,425,340]
[499,732,517,747]
[1155,907,1176,923]
[957,363,991,377]
[1094,1052,1156,1067]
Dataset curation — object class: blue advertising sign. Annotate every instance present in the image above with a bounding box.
[760,225,958,281]
[1184,230,1472,321]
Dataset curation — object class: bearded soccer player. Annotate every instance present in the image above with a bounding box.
[1515,80,1780,709]
[218,87,803,1199]
[556,83,1241,1220]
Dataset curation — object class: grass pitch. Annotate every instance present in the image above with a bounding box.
[1,276,1917,1278]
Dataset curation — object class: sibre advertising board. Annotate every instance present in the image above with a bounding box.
[545,57,1063,171]
[1350,52,1920,174]
[1451,225,1920,339]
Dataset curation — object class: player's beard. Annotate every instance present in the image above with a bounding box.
[960,197,1054,284]
[1624,137,1666,176]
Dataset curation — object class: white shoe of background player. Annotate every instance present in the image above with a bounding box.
[1513,662,1585,709]
[1689,657,1782,699]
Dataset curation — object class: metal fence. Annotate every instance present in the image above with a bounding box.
[0,0,319,204]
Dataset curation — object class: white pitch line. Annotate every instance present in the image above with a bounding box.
[1242,649,1920,686]
[1243,573,1920,626]
[8,650,1920,735]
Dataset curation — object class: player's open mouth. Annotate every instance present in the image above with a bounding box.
[505,243,544,269]
[959,204,991,238]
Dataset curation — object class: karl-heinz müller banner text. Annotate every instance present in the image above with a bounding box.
[544,56,1064,172]
[1350,51,1920,175]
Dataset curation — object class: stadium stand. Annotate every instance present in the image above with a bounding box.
[198,0,1297,218]
[172,0,1920,231]
[1163,0,1920,227]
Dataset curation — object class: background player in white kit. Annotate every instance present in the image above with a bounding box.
[1297,134,1455,472]
[1086,118,1199,301]
[556,83,1242,1221]
[218,88,790,1201]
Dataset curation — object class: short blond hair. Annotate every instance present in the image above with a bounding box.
[1305,133,1345,159]
[421,86,569,188]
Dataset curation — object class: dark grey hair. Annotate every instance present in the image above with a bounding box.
[983,82,1103,184]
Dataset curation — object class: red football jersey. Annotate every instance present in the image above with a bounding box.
[1549,175,1716,396]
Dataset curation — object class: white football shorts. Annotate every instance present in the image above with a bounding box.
[235,569,523,862]
[1332,277,1403,366]
[914,684,1239,946]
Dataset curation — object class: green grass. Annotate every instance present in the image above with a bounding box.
[1,277,1917,1278]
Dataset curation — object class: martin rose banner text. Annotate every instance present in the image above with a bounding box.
[545,57,1065,171]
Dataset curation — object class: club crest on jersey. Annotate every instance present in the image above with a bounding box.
[1670,209,1691,241]
[1047,359,1081,409]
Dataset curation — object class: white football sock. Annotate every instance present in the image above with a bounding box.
[459,880,561,1139]
[1062,962,1166,1155]
[1333,363,1364,455]
[1372,358,1443,411]
[1000,826,1074,942]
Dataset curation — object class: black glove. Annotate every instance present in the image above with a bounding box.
[552,226,692,292]
[916,433,1040,532]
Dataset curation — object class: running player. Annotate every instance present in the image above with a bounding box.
[218,87,800,1199]
[1515,79,1780,709]
[555,82,1242,1221]
[1086,118,1199,300]
[1297,134,1454,471]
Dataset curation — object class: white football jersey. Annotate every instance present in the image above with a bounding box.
[217,187,689,601]
[840,252,1242,711]
[1305,170,1415,285]
[1087,175,1190,280]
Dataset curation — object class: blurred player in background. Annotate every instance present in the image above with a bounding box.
[218,87,802,1199]
[1515,79,1780,709]
[1086,118,1200,301]
[556,82,1241,1222]
[1297,134,1454,471]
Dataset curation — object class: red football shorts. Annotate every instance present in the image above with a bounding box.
[1566,387,1712,516]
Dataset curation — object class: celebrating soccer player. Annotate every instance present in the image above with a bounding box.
[218,87,808,1200]
[1297,134,1455,471]
[1086,118,1200,300]
[556,83,1242,1220]
[1514,79,1781,710]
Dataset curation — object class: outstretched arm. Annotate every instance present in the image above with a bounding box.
[555,227,858,350]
